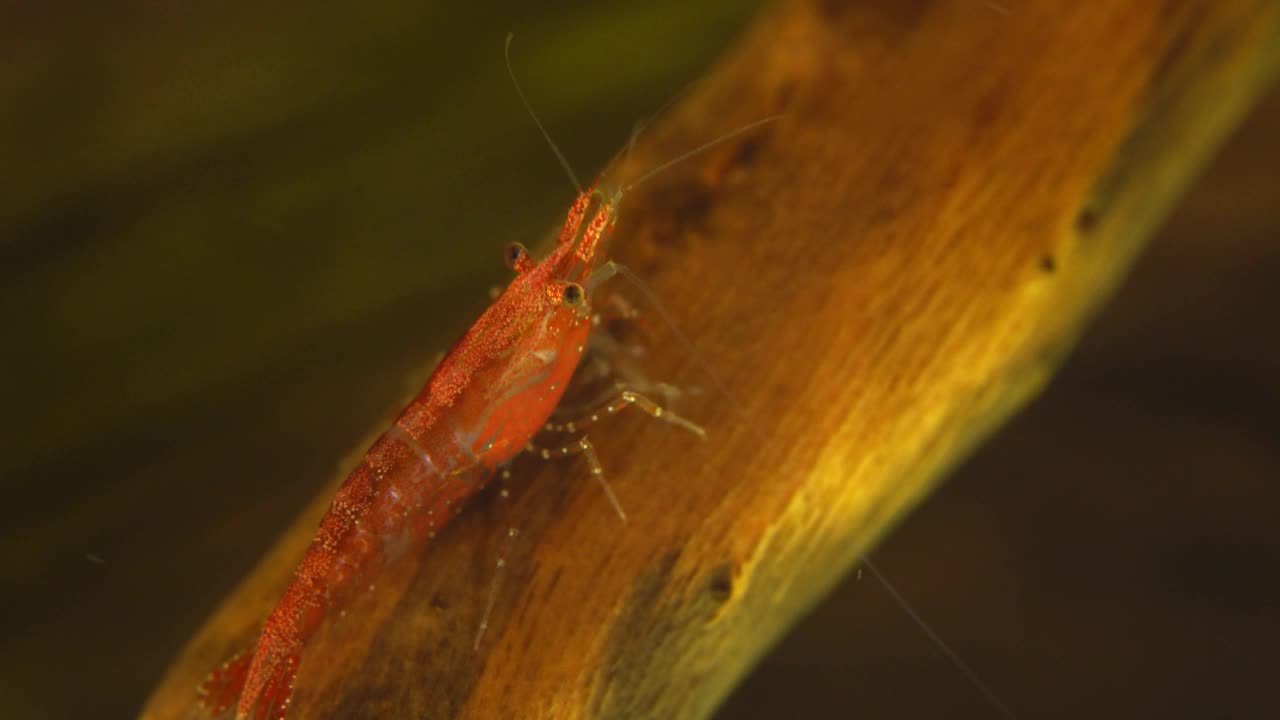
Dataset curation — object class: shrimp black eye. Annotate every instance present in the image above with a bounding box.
[504,242,529,270]
[561,282,585,306]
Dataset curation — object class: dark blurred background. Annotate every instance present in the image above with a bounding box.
[1,2,1276,719]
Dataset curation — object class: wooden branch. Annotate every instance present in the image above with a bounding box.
[144,1,1280,718]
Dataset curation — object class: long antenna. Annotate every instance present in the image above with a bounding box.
[622,115,781,192]
[862,559,1017,719]
[500,40,1003,716]
[619,119,645,191]
[505,32,583,195]
[598,75,693,185]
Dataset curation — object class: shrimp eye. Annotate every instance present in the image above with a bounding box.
[561,282,585,307]
[504,242,530,271]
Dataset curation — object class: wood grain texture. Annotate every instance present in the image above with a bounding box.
[722,86,1280,717]
[143,0,1280,718]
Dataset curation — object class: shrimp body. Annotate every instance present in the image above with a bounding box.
[199,189,619,720]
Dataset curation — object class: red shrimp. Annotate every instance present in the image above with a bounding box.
[194,34,781,718]
[197,182,641,719]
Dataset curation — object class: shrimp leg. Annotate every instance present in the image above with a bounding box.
[527,389,705,524]
[475,387,702,648]
[523,435,624,525]
[542,390,706,438]
[474,471,519,651]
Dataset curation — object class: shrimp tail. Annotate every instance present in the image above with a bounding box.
[196,644,297,719]
[197,605,307,719]
[232,606,311,720]
[196,647,251,717]
[235,645,299,720]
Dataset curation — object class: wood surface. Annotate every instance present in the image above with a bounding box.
[723,85,1280,717]
[132,0,1280,717]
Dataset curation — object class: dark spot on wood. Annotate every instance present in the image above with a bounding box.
[602,549,680,661]
[673,183,715,228]
[330,677,396,719]
[593,550,685,717]
[707,563,734,604]
[731,135,762,169]
[644,179,715,249]
[1075,205,1101,235]
[972,93,1000,131]
[1080,2,1238,257]
[627,550,679,618]
[430,591,451,611]
[969,78,1010,145]
[1039,254,1057,274]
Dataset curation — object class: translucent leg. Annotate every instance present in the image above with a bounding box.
[526,436,627,523]
[542,390,706,438]
[474,469,520,650]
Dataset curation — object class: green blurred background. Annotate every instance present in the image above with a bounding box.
[2,2,1278,718]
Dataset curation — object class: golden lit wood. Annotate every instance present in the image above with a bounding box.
[144,0,1280,717]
